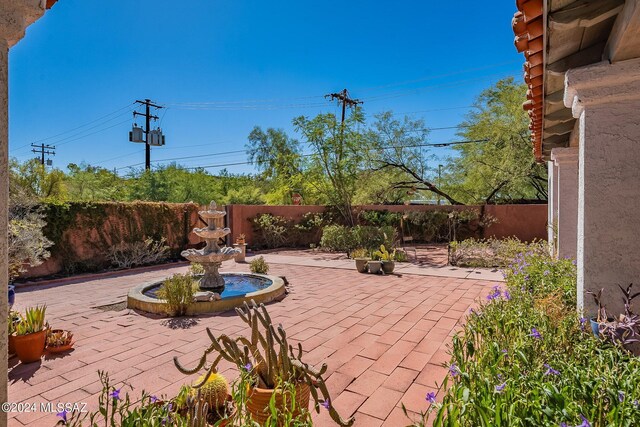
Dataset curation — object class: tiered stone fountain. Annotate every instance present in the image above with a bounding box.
[127,201,286,315]
[180,201,240,290]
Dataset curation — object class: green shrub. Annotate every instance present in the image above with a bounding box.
[358,210,401,227]
[320,225,395,254]
[250,256,269,274]
[448,237,547,268]
[410,252,640,427]
[251,214,288,249]
[156,273,198,316]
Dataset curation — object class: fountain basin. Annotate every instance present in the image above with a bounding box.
[127,272,286,315]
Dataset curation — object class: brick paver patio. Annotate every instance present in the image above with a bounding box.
[9,260,494,426]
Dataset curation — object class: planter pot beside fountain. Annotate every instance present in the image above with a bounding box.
[381,260,395,274]
[368,261,382,274]
[354,258,370,273]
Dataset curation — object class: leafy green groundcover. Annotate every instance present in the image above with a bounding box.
[412,252,640,427]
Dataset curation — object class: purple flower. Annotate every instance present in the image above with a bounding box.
[572,260,577,266]
[244,362,253,371]
[543,364,560,376]
[504,290,511,300]
[501,349,508,356]
[449,363,459,377]
[495,382,506,392]
[618,391,625,402]
[56,410,68,423]
[150,395,159,404]
[543,270,550,276]
[633,399,639,408]
[560,423,568,427]
[486,289,501,301]
[109,388,121,400]
[425,392,437,404]
[577,415,591,427]
[320,399,330,410]
[529,328,542,340]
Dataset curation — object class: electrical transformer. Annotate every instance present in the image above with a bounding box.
[129,125,144,143]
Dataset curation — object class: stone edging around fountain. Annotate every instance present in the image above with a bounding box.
[126,273,286,315]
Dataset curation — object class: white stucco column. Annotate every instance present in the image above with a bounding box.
[551,147,578,261]
[565,58,640,315]
[547,161,559,256]
[0,1,49,424]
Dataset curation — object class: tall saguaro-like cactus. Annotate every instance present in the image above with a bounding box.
[174,300,355,426]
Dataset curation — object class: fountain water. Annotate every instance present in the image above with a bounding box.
[180,201,240,290]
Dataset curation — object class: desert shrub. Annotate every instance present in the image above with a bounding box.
[358,210,402,227]
[251,214,288,249]
[156,273,198,316]
[291,212,327,246]
[409,252,640,427]
[449,237,547,268]
[404,210,451,242]
[320,225,396,254]
[8,207,52,280]
[107,238,169,269]
[250,256,269,274]
[350,248,370,259]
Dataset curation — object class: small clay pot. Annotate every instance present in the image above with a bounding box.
[354,258,370,273]
[246,382,310,425]
[368,261,382,274]
[381,260,395,274]
[13,330,46,364]
[46,329,75,354]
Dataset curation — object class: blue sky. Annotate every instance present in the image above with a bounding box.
[9,0,521,175]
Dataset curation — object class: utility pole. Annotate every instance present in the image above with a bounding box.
[31,143,55,166]
[133,99,162,170]
[325,89,363,124]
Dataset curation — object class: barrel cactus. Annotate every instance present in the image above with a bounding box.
[192,373,229,410]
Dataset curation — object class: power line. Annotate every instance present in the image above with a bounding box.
[115,139,489,171]
[10,103,135,153]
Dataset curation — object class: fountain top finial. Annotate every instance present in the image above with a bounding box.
[209,201,217,211]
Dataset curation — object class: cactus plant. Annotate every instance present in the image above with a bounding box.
[192,373,229,411]
[174,300,355,426]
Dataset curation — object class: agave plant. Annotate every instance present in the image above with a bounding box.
[14,305,47,336]
[174,300,355,426]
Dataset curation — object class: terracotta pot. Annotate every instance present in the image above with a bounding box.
[8,334,16,356]
[354,258,370,273]
[13,330,46,364]
[381,260,395,274]
[246,382,310,425]
[46,329,74,354]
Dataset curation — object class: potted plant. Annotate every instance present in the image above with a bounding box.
[587,285,640,352]
[13,305,47,364]
[46,329,74,354]
[374,245,396,274]
[174,301,355,426]
[350,248,370,273]
[8,284,15,310]
[8,311,19,356]
[236,234,246,245]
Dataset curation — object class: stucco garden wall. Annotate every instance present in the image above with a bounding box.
[226,203,548,245]
[20,202,202,279]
